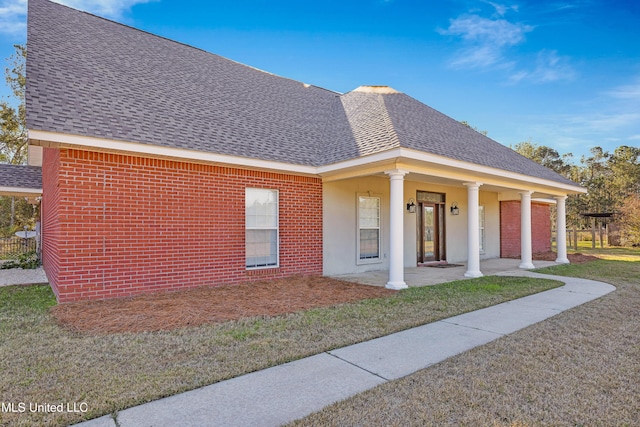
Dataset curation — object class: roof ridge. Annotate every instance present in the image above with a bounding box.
[377,94,402,150]
[314,94,343,165]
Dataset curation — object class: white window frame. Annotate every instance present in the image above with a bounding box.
[479,205,486,254]
[245,188,279,269]
[357,194,382,265]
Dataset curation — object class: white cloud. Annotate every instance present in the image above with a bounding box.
[509,50,576,84]
[439,5,578,84]
[0,0,26,35]
[438,8,533,70]
[510,111,640,158]
[443,14,531,47]
[585,113,640,131]
[605,79,640,100]
[55,0,153,19]
[482,0,519,17]
[0,0,150,35]
[449,44,516,70]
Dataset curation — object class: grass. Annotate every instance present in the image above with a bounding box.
[570,243,640,262]
[290,247,640,427]
[0,276,563,427]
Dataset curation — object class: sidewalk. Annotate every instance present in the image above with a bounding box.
[74,271,615,427]
[0,266,47,287]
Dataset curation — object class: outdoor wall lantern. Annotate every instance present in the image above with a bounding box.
[450,202,460,215]
[406,198,416,213]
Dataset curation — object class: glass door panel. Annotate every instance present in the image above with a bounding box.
[423,206,435,260]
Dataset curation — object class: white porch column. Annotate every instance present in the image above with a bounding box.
[385,169,409,290]
[555,195,570,264]
[463,182,483,278]
[519,190,535,269]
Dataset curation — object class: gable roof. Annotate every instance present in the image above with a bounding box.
[26,0,579,188]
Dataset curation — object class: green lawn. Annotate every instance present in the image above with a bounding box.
[0,275,562,427]
[291,247,640,426]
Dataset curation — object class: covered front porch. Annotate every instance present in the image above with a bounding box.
[332,258,560,287]
[320,148,582,290]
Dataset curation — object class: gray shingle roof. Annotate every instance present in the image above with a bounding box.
[382,92,579,186]
[0,164,42,189]
[26,0,579,188]
[27,0,338,166]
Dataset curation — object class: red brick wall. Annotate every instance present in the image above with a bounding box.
[45,148,323,302]
[532,203,552,254]
[500,201,551,258]
[41,147,61,296]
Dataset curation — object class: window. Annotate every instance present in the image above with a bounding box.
[479,205,485,253]
[246,188,278,268]
[358,195,381,262]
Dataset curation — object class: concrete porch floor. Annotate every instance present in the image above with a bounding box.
[332,258,560,287]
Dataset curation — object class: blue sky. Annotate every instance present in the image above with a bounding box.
[1,0,639,162]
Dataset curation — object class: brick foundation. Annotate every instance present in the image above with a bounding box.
[500,201,551,258]
[42,148,323,302]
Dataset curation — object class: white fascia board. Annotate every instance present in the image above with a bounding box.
[0,186,42,194]
[319,147,586,194]
[28,130,318,176]
[317,148,403,174]
[29,130,586,194]
[399,148,586,193]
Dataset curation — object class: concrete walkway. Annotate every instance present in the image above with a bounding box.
[0,266,47,287]
[332,258,559,287]
[75,271,615,427]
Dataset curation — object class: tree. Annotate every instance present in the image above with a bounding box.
[0,44,27,164]
[514,140,640,246]
[608,145,640,199]
[460,121,488,136]
[618,195,640,246]
[512,140,573,176]
[0,45,31,237]
[579,146,614,214]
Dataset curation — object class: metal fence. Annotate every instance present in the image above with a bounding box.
[0,237,37,259]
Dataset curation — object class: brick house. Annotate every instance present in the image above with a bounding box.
[9,0,585,302]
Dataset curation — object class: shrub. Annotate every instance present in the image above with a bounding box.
[0,250,39,269]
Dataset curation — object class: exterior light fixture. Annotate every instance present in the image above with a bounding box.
[406,198,416,213]
[450,202,460,215]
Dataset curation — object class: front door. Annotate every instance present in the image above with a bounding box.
[419,203,437,262]
[417,197,446,263]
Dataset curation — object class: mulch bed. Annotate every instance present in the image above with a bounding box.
[532,251,600,264]
[50,276,396,335]
[51,253,599,335]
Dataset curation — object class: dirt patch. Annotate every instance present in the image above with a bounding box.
[50,276,396,334]
[532,251,600,263]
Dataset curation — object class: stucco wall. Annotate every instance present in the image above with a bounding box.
[323,176,391,275]
[323,176,502,276]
